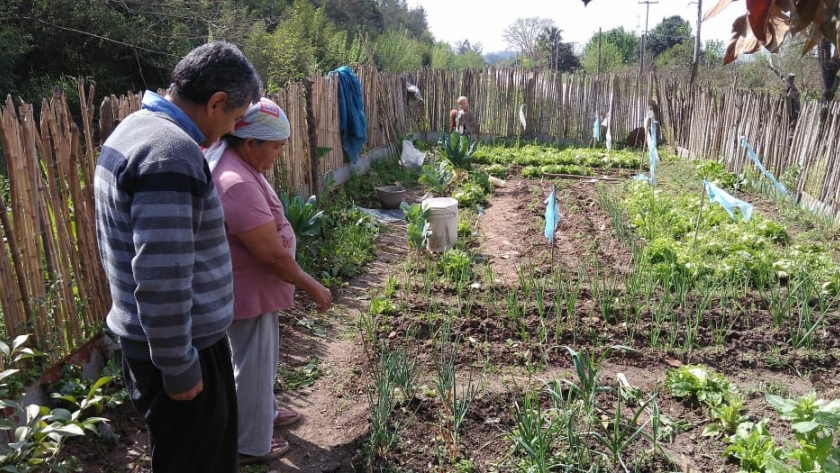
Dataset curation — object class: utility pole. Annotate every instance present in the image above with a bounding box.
[639,0,658,75]
[690,0,702,86]
[597,27,602,76]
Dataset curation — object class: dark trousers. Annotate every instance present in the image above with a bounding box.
[123,338,238,473]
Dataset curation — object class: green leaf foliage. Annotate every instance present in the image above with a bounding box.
[278,192,325,239]
[766,392,840,472]
[0,336,112,472]
[401,201,429,250]
[724,420,779,472]
[439,132,477,170]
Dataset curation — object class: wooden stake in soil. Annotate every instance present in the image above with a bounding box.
[692,181,707,252]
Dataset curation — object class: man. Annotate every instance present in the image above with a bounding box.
[94,41,261,472]
[455,95,477,138]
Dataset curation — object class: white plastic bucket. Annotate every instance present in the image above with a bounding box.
[422,197,459,252]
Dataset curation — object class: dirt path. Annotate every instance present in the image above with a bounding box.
[274,227,408,472]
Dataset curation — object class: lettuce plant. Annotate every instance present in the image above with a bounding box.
[766,392,840,472]
[724,420,779,472]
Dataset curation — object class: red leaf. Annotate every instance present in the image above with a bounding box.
[763,4,791,53]
[746,0,774,42]
[725,14,762,64]
[703,0,739,22]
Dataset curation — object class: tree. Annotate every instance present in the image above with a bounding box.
[646,15,692,57]
[453,51,486,69]
[377,0,429,41]
[372,28,425,72]
[537,27,579,72]
[455,39,483,56]
[601,27,639,64]
[430,42,485,70]
[655,41,694,69]
[503,17,555,63]
[0,1,31,95]
[323,0,384,35]
[579,29,636,74]
[580,38,624,74]
[702,39,725,66]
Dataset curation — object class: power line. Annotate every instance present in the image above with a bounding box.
[21,16,180,58]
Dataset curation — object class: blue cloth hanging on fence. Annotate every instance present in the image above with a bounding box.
[593,116,600,143]
[545,185,560,243]
[705,179,753,222]
[649,121,659,186]
[739,136,787,197]
[329,66,367,164]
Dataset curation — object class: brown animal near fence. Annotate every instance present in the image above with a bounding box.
[625,127,647,149]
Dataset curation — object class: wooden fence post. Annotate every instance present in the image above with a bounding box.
[303,78,320,197]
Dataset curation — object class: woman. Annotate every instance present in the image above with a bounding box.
[205,98,332,464]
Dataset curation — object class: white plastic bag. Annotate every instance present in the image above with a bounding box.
[399,140,425,169]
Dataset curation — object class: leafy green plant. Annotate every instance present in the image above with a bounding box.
[483,163,506,177]
[383,273,398,298]
[439,249,472,283]
[452,183,485,208]
[0,335,111,472]
[50,363,125,413]
[298,206,379,286]
[419,159,455,195]
[665,364,749,438]
[696,160,737,189]
[766,392,840,472]
[276,358,320,391]
[0,336,43,400]
[401,202,430,251]
[369,296,396,316]
[664,364,739,408]
[707,392,748,437]
[439,132,477,169]
[278,192,325,239]
[724,420,779,472]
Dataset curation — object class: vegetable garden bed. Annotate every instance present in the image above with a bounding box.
[51,143,840,472]
[356,142,840,472]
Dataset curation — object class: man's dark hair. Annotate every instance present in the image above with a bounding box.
[169,41,262,110]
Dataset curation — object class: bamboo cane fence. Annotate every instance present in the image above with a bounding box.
[1,66,839,363]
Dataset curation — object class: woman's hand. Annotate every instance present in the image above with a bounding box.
[238,221,334,313]
[311,283,332,313]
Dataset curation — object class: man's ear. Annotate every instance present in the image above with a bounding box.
[206,91,229,116]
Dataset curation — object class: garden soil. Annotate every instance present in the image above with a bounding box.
[68,176,840,472]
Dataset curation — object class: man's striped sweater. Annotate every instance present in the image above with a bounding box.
[94,96,233,395]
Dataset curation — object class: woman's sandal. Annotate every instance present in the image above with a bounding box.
[239,437,290,465]
[273,409,301,427]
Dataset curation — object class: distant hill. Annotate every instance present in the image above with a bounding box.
[484,50,517,65]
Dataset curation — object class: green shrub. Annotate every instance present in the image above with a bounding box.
[0,335,111,472]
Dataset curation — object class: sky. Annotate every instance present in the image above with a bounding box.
[414,0,747,54]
